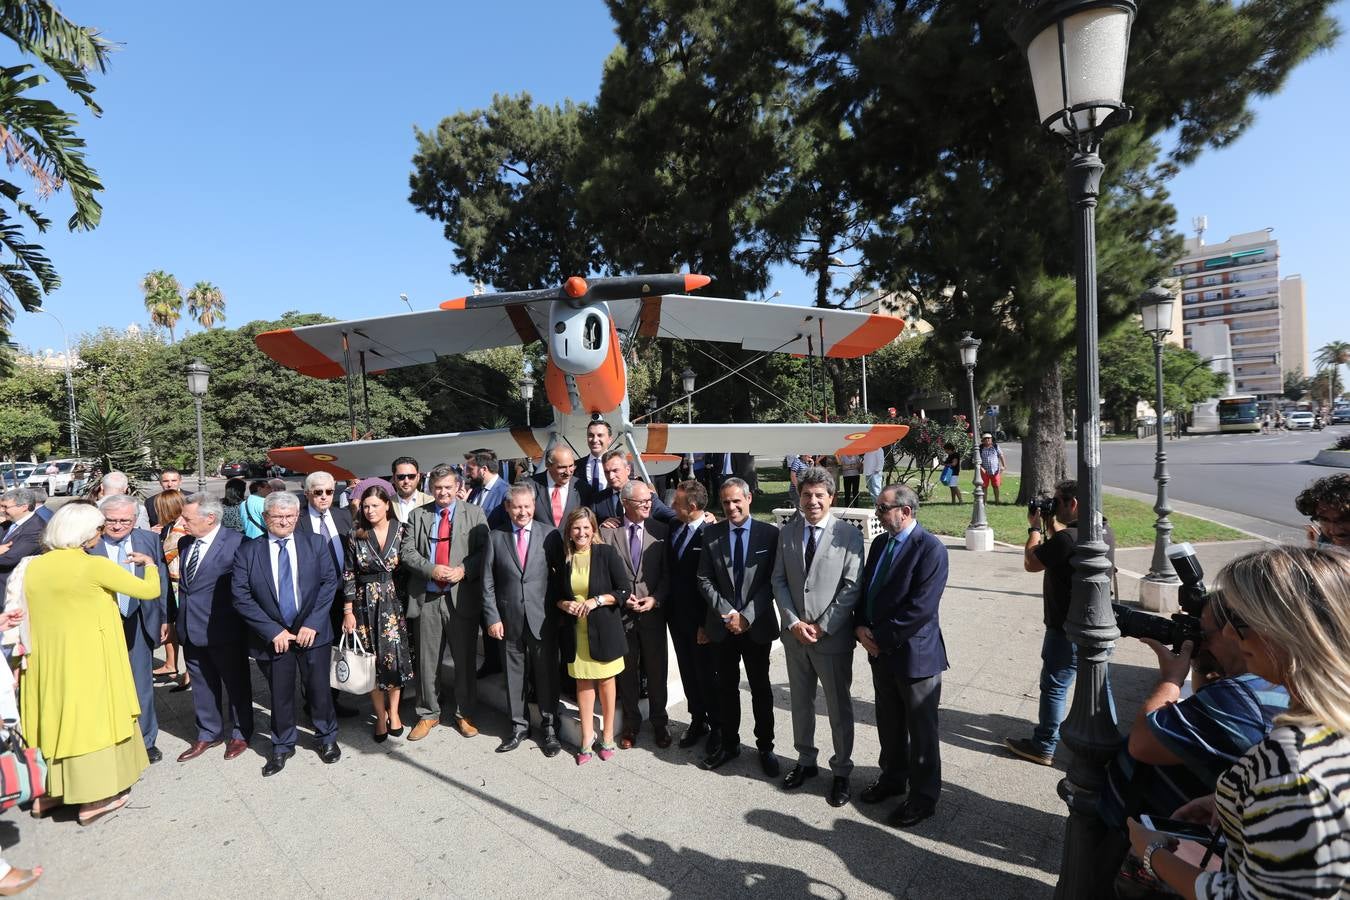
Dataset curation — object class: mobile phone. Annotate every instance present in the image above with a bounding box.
[1140,815,1219,844]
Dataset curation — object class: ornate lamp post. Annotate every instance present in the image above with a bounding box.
[960,333,992,551]
[1137,285,1180,609]
[519,371,535,428]
[1011,2,1137,895]
[185,359,211,493]
[681,367,696,470]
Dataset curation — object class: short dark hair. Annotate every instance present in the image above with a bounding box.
[391,456,420,472]
[587,420,612,436]
[1296,473,1350,518]
[471,450,497,469]
[159,467,181,477]
[427,464,458,485]
[1054,479,1077,504]
[676,479,708,511]
[601,448,629,465]
[248,478,270,495]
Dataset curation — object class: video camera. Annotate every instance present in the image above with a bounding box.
[1112,542,1209,653]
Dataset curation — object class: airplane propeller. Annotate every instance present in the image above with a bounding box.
[439,273,710,312]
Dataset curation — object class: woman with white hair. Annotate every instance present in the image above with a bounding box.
[19,502,161,827]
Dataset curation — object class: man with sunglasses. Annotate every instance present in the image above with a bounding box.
[390,456,432,524]
[1296,472,1350,550]
[298,471,357,717]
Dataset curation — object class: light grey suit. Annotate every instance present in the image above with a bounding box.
[771,514,864,777]
[481,522,560,732]
[400,500,489,721]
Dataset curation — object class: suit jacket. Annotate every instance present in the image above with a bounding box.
[697,518,780,644]
[87,527,170,645]
[600,518,669,631]
[391,490,433,524]
[399,500,488,620]
[481,521,558,641]
[706,452,758,493]
[530,474,589,528]
[549,540,632,665]
[771,515,864,654]
[231,529,339,658]
[469,477,509,520]
[297,502,352,586]
[855,524,950,678]
[144,496,160,529]
[0,513,44,597]
[589,485,678,526]
[665,520,708,631]
[176,526,246,647]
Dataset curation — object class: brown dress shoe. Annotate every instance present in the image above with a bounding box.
[653,724,673,748]
[619,731,637,750]
[177,740,223,762]
[456,717,479,738]
[223,739,249,760]
[408,718,438,741]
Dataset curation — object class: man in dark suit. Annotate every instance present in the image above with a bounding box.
[580,419,614,496]
[176,494,254,763]
[90,495,170,762]
[666,479,721,756]
[590,449,679,527]
[400,464,489,741]
[465,450,510,522]
[0,487,45,597]
[481,483,562,756]
[854,483,949,828]
[297,470,357,717]
[601,479,672,750]
[144,467,182,530]
[531,446,588,528]
[707,452,758,495]
[697,477,780,776]
[232,491,342,776]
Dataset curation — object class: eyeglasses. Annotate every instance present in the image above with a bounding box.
[104,518,134,526]
[394,474,419,481]
[309,489,334,496]
[875,503,902,512]
[624,498,653,506]
[1212,598,1250,639]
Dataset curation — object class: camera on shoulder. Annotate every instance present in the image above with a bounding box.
[1112,542,1208,652]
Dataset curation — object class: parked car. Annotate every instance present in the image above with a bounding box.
[1333,406,1350,425]
[25,459,83,496]
[1287,410,1316,430]
[220,460,268,479]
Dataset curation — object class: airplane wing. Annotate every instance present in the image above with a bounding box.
[608,294,903,358]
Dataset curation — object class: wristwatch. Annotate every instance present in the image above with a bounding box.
[1028,527,1042,535]
[1141,839,1172,879]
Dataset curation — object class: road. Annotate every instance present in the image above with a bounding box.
[1001,425,1348,542]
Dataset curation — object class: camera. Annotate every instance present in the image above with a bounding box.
[1028,495,1058,517]
[1113,542,1208,653]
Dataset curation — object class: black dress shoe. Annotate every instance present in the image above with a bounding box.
[698,746,741,771]
[827,776,851,808]
[704,728,723,757]
[653,723,673,748]
[320,743,341,764]
[758,750,781,778]
[782,764,820,790]
[262,749,295,776]
[888,798,937,828]
[860,780,906,804]
[146,746,163,764]
[540,729,562,758]
[496,732,528,753]
[678,722,709,749]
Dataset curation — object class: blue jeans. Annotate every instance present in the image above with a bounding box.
[1033,628,1077,755]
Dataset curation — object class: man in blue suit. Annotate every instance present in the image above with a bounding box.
[232,490,341,776]
[176,494,254,763]
[91,495,170,762]
[854,483,949,829]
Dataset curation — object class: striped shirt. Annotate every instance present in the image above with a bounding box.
[1197,724,1350,899]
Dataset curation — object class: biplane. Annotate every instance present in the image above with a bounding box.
[254,274,910,481]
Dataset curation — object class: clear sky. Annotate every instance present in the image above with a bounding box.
[11,1,1349,374]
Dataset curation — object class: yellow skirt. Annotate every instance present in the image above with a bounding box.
[568,618,624,681]
[46,733,148,804]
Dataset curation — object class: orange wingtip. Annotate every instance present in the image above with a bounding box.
[564,276,588,298]
[828,314,905,359]
[834,424,909,454]
[640,453,681,463]
[255,328,345,379]
[683,273,711,292]
[266,447,356,480]
[439,297,467,310]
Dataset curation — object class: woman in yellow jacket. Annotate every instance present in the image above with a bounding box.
[20,501,161,827]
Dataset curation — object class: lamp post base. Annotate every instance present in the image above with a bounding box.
[1138,576,1180,613]
[964,525,994,552]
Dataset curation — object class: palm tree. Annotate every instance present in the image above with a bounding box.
[141,269,183,341]
[1314,341,1350,405]
[186,280,226,328]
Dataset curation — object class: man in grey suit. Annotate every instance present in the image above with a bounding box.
[481,483,562,757]
[400,464,489,742]
[771,465,865,808]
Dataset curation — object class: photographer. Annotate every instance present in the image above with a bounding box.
[1295,472,1350,550]
[1005,479,1116,766]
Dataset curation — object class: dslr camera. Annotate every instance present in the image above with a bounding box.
[1028,495,1058,517]
[1112,542,1209,653]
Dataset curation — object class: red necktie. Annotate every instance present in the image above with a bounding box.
[435,506,451,588]
[551,484,564,526]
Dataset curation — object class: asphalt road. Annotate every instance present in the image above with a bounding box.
[1000,425,1348,542]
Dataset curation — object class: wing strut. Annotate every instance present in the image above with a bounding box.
[358,350,373,438]
[341,331,357,440]
[621,428,655,486]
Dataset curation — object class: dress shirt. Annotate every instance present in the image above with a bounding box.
[674,519,702,558]
[103,535,134,616]
[801,513,833,562]
[185,524,222,584]
[394,494,420,521]
[308,507,344,565]
[2,511,34,541]
[870,520,916,588]
[268,532,301,607]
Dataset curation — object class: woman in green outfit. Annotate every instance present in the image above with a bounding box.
[550,508,631,765]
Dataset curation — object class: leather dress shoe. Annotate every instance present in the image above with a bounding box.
[320,743,341,764]
[145,746,163,764]
[619,730,637,750]
[860,780,906,805]
[704,728,723,757]
[827,776,851,808]
[698,745,740,771]
[224,739,249,760]
[678,721,709,749]
[782,764,819,790]
[889,798,937,828]
[408,718,438,741]
[759,750,781,778]
[496,731,528,753]
[653,723,673,748]
[455,717,479,738]
[262,749,295,776]
[540,729,562,758]
[177,739,222,762]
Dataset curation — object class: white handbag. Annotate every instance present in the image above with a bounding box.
[330,631,376,695]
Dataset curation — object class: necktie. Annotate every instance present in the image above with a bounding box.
[551,484,564,526]
[629,523,643,573]
[591,459,601,493]
[866,536,899,622]
[184,539,202,585]
[434,507,451,589]
[515,527,529,568]
[114,539,132,616]
[723,453,732,476]
[677,524,695,559]
[804,525,819,576]
[276,538,298,626]
[732,526,746,608]
[319,513,343,568]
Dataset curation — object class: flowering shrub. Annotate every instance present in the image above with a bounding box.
[885,414,976,499]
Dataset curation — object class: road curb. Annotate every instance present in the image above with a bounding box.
[1312,449,1350,468]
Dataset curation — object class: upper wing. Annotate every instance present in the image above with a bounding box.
[631,422,907,457]
[608,294,903,358]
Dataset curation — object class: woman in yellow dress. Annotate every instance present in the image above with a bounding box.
[550,508,631,764]
[20,502,161,826]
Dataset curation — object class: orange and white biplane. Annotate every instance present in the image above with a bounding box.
[255,274,909,481]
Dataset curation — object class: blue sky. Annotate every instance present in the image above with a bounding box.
[11,1,1349,376]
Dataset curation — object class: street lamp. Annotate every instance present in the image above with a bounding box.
[959,333,992,551]
[681,367,696,469]
[519,372,535,428]
[35,308,79,456]
[185,358,210,493]
[1012,1,1136,894]
[398,292,414,313]
[1137,285,1180,607]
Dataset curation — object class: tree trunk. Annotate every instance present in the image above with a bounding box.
[1017,362,1068,505]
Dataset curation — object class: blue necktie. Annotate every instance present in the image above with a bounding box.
[319,513,343,568]
[276,538,298,626]
[112,538,132,616]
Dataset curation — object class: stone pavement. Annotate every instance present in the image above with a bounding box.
[8,538,1168,900]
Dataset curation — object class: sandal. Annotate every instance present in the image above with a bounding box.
[78,791,129,827]
[28,796,59,819]
[0,866,43,896]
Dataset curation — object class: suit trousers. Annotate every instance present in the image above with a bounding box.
[871,663,943,803]
[712,633,774,752]
[499,627,560,732]
[618,610,669,730]
[122,608,158,749]
[667,615,719,729]
[257,643,336,752]
[415,593,477,721]
[182,638,254,743]
[782,636,855,777]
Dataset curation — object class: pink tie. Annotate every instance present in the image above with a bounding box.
[515,527,529,568]
[551,485,564,526]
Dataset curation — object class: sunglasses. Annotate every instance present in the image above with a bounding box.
[394,474,419,481]
[1213,597,1250,638]
[310,489,334,496]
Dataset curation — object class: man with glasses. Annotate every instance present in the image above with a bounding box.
[0,488,44,597]
[1296,472,1350,550]
[297,471,357,717]
[390,456,432,524]
[590,449,679,527]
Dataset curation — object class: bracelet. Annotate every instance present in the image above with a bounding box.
[1141,839,1172,879]
[1028,527,1042,535]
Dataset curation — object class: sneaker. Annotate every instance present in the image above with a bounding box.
[1004,737,1054,766]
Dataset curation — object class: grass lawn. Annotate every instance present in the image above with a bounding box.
[748,473,1245,547]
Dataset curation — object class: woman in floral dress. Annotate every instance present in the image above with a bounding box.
[340,485,414,742]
